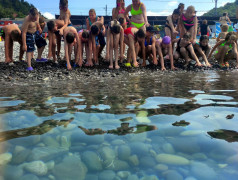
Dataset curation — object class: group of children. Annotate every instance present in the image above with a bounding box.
[1,0,238,71]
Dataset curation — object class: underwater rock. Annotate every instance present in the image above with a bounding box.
[156,153,190,165]
[85,174,99,180]
[184,177,197,180]
[117,145,131,161]
[81,151,103,171]
[172,120,190,127]
[19,174,39,180]
[207,129,238,142]
[24,160,48,176]
[60,136,71,149]
[111,139,125,145]
[180,130,204,136]
[111,160,130,171]
[155,164,168,172]
[53,155,87,180]
[192,153,207,160]
[163,170,183,180]
[98,146,116,167]
[43,136,60,147]
[227,154,238,164]
[46,160,55,171]
[11,148,31,164]
[0,152,12,166]
[162,143,175,154]
[127,174,139,180]
[136,111,151,123]
[128,154,139,166]
[140,175,159,180]
[190,161,217,180]
[140,156,157,168]
[28,147,68,161]
[2,165,24,180]
[98,170,116,180]
[130,142,150,155]
[117,171,131,179]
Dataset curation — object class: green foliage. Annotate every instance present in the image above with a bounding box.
[0,0,34,18]
[203,1,237,17]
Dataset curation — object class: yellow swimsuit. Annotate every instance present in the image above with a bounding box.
[130,3,145,29]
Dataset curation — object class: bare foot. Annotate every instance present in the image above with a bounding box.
[85,61,93,67]
[133,62,139,67]
[141,62,146,67]
[67,64,72,70]
[109,65,113,69]
[115,65,120,69]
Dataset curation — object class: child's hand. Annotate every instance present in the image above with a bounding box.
[196,62,202,67]
[22,44,27,51]
[171,66,177,70]
[206,62,212,67]
[161,66,166,71]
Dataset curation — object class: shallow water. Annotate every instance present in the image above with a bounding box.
[0,70,238,180]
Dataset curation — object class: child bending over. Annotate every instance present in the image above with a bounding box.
[217,24,229,42]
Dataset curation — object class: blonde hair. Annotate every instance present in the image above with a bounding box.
[221,24,229,32]
[186,6,195,13]
[202,20,207,25]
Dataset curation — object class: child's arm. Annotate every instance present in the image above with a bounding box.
[207,26,211,36]
[195,45,211,67]
[124,5,131,24]
[91,33,97,63]
[151,37,157,65]
[157,43,165,70]
[141,3,149,26]
[187,44,202,66]
[216,33,221,42]
[87,37,93,65]
[64,35,71,70]
[227,17,231,25]
[208,40,223,59]
[168,43,176,70]
[59,12,70,35]
[74,31,80,65]
[167,16,177,34]
[86,18,90,30]
[101,25,106,36]
[193,17,198,43]
[119,27,124,62]
[105,28,111,61]
[4,30,11,62]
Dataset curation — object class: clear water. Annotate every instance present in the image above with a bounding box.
[0,71,238,180]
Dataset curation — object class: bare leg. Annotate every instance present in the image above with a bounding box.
[180,47,190,66]
[56,34,61,60]
[114,33,120,69]
[109,33,114,69]
[27,52,33,67]
[37,46,45,59]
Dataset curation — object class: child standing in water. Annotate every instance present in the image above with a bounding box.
[208,32,238,68]
[178,6,198,44]
[173,33,202,67]
[21,8,40,71]
[106,20,124,69]
[193,35,211,67]
[156,36,176,70]
[86,9,106,62]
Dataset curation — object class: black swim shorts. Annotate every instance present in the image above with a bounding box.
[35,31,47,48]
[26,32,36,52]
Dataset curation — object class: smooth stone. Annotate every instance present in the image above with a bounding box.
[162,143,175,154]
[85,174,99,180]
[190,161,217,180]
[60,136,71,149]
[218,164,228,168]
[89,114,100,121]
[81,151,103,171]
[19,174,39,180]
[46,160,55,171]
[12,148,31,164]
[117,171,131,179]
[118,145,131,161]
[0,152,12,165]
[126,132,147,142]
[128,155,139,166]
[24,160,48,176]
[130,142,149,155]
[192,153,207,160]
[163,170,183,180]
[127,174,139,180]
[111,139,125,145]
[43,136,60,147]
[48,175,56,180]
[98,170,116,180]
[156,154,190,165]
[2,165,24,180]
[168,138,200,154]
[98,147,116,167]
[53,155,87,180]
[111,160,130,171]
[140,175,159,180]
[155,164,168,171]
[227,154,238,164]
[28,147,68,161]
[71,131,104,145]
[140,156,156,168]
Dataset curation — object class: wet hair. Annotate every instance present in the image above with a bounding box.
[91,25,99,35]
[225,32,237,41]
[47,21,56,31]
[39,16,45,24]
[202,20,207,25]
[10,30,20,41]
[60,0,68,7]
[135,29,145,39]
[183,32,191,40]
[66,32,75,44]
[172,9,180,15]
[82,30,89,39]
[89,9,96,14]
[29,8,38,16]
[221,24,229,32]
[112,24,121,34]
[199,35,209,42]
[223,12,228,16]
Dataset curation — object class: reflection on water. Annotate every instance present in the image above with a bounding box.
[0,71,238,180]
